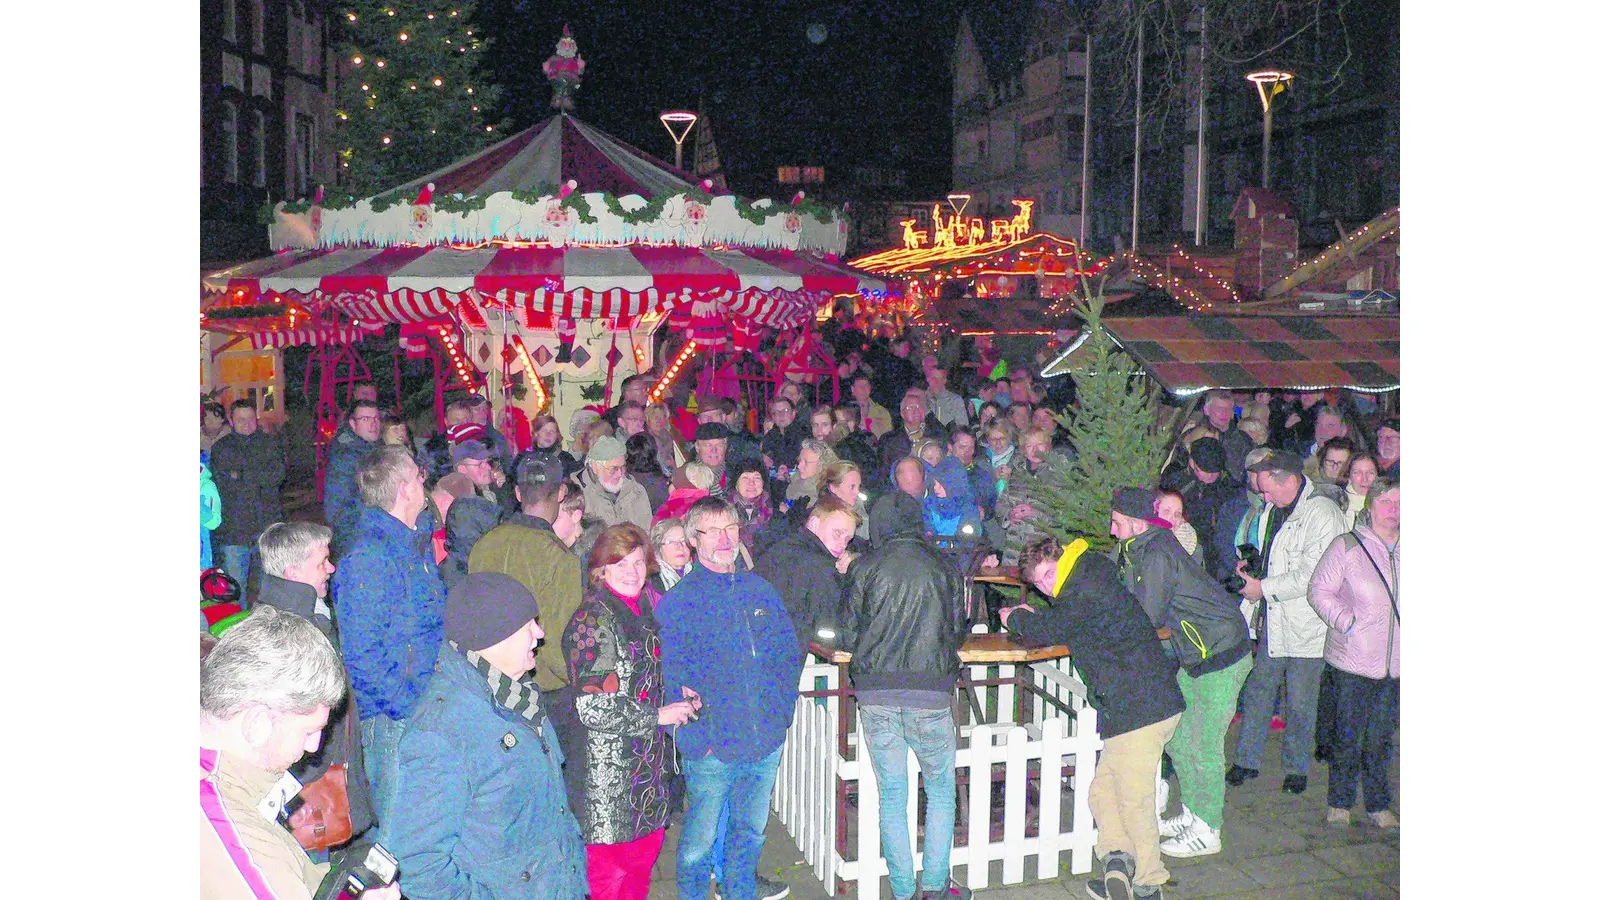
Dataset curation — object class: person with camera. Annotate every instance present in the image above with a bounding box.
[1001,536,1185,900]
[388,572,588,899]
[1106,488,1252,860]
[1225,450,1346,795]
[838,482,971,900]
[200,606,401,900]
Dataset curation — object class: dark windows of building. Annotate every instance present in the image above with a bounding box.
[293,113,316,197]
[253,110,267,188]
[223,0,238,44]
[222,100,239,183]
[251,0,265,54]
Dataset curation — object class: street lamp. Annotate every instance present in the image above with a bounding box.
[659,110,698,170]
[1246,69,1293,188]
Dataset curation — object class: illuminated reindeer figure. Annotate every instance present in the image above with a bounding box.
[989,199,1036,244]
[900,218,928,249]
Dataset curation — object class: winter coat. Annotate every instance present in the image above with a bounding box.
[1250,479,1346,659]
[927,388,971,430]
[632,469,671,512]
[994,451,1072,566]
[1310,526,1400,679]
[201,462,222,570]
[1006,550,1185,740]
[761,420,809,471]
[469,512,585,690]
[439,497,503,591]
[331,507,447,721]
[1163,468,1244,577]
[965,460,999,516]
[578,471,653,531]
[389,647,587,900]
[922,457,980,536]
[200,748,327,900]
[560,586,675,845]
[658,565,804,763]
[323,425,376,552]
[255,574,376,839]
[839,532,967,694]
[754,526,846,651]
[208,430,286,546]
[1116,528,1250,676]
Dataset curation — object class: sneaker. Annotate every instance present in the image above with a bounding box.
[1159,805,1198,839]
[1160,820,1222,858]
[918,883,971,900]
[1224,764,1259,787]
[1085,879,1111,900]
[1132,887,1165,900]
[1269,715,1287,732]
[1281,774,1308,795]
[1367,809,1400,829]
[1326,807,1351,826]
[757,875,791,900]
[1155,776,1170,817]
[1103,853,1135,900]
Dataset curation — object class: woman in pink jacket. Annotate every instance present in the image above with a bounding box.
[1309,478,1400,829]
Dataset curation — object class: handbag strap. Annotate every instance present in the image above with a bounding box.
[1348,532,1399,625]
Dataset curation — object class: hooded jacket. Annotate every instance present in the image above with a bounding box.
[1117,527,1250,676]
[208,429,286,546]
[438,496,503,591]
[389,647,587,900]
[468,512,584,690]
[1251,477,1346,658]
[1006,548,1185,740]
[657,565,804,763]
[331,507,447,721]
[1310,525,1400,679]
[754,525,846,651]
[922,456,980,536]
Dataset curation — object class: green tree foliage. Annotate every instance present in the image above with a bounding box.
[332,2,506,197]
[1022,278,1178,550]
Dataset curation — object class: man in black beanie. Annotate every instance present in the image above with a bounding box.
[1163,436,1240,577]
[387,573,588,899]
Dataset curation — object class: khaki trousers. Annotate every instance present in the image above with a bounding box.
[1089,714,1181,887]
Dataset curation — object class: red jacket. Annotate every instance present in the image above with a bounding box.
[1309,526,1400,679]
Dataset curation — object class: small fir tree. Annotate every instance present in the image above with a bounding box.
[1020,277,1179,551]
[331,2,506,197]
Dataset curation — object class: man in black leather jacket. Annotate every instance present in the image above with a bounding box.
[838,490,971,900]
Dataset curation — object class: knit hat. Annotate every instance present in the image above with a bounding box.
[1188,437,1226,474]
[445,422,488,444]
[450,440,493,464]
[445,572,540,652]
[434,472,475,499]
[1110,487,1161,522]
[586,434,626,464]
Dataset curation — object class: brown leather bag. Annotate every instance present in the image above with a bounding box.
[289,763,353,852]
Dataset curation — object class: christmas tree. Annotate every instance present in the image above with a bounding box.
[1021,277,1179,551]
[332,2,506,197]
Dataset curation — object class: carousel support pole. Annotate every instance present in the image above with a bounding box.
[487,329,506,436]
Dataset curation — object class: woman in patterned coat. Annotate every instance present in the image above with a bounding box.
[562,523,700,900]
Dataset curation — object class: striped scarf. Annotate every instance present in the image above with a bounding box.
[452,641,545,733]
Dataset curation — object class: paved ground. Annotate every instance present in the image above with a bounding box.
[647,727,1399,899]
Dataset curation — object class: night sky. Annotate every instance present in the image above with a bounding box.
[475,0,968,199]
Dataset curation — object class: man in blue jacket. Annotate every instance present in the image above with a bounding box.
[659,496,805,900]
[324,400,381,557]
[331,445,446,845]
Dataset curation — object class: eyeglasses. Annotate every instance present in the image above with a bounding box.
[353,414,381,423]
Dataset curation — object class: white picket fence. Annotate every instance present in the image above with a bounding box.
[773,646,1104,899]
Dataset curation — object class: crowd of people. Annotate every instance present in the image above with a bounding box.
[199,326,1399,900]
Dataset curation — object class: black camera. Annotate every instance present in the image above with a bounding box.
[1221,544,1264,594]
[315,841,399,900]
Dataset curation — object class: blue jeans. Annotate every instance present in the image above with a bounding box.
[677,747,782,900]
[218,544,256,605]
[1233,648,1322,776]
[1326,668,1399,812]
[359,714,408,846]
[859,705,959,900]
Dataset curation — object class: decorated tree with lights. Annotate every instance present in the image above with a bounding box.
[1017,277,1179,550]
[332,2,506,197]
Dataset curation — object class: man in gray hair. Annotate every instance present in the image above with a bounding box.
[200,606,401,900]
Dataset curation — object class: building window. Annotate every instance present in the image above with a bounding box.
[1021,115,1056,143]
[802,166,825,184]
[293,113,317,197]
[251,0,265,54]
[253,110,267,188]
[222,0,237,43]
[777,166,801,184]
[222,100,239,183]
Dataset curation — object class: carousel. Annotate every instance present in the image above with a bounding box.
[201,29,883,482]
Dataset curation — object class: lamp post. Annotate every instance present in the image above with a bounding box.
[659,110,698,170]
[1246,70,1293,188]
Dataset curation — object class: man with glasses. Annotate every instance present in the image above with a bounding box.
[659,497,803,900]
[325,400,382,557]
[451,438,514,515]
[462,393,517,474]
[578,435,652,530]
[612,399,647,438]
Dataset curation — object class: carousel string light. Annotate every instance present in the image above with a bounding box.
[436,325,476,387]
[510,335,548,412]
[648,341,698,403]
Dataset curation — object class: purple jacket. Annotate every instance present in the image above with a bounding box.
[1309,526,1400,679]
